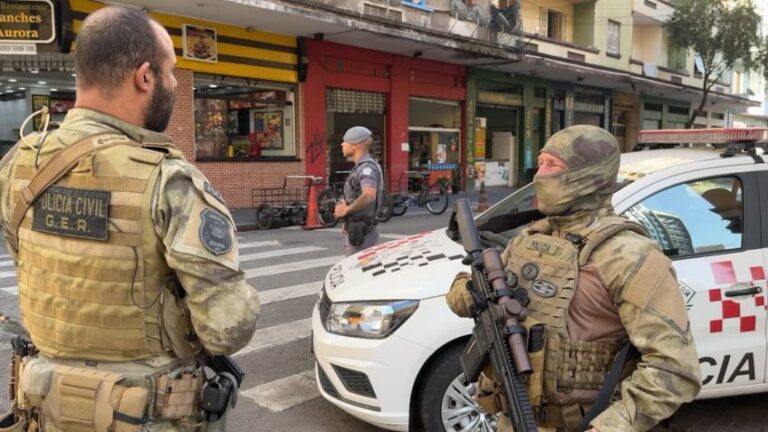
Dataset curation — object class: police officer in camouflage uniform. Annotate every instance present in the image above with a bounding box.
[0,7,259,431]
[334,126,383,256]
[447,125,701,432]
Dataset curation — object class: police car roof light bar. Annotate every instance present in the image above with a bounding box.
[637,128,768,145]
[636,128,768,156]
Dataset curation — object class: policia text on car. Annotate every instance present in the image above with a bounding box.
[0,6,260,431]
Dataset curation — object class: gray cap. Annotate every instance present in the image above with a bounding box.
[343,126,372,144]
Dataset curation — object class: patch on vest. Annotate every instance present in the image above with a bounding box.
[32,186,110,241]
[204,182,226,205]
[527,240,561,256]
[506,271,518,287]
[199,208,233,255]
[531,279,558,298]
[521,263,539,281]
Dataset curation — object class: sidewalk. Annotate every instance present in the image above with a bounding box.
[231,185,519,231]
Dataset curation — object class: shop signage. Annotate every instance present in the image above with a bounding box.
[573,102,604,114]
[0,41,35,54]
[474,126,486,160]
[478,91,522,107]
[183,24,218,63]
[0,0,55,43]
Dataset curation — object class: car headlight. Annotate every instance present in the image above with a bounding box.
[326,300,419,339]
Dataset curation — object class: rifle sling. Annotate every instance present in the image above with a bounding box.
[579,341,637,430]
[11,134,140,247]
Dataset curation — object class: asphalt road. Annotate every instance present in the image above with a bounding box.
[0,202,766,432]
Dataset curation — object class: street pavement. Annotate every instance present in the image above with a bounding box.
[0,188,765,431]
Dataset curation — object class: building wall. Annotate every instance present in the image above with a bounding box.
[163,70,304,208]
[572,1,596,47]
[303,39,466,190]
[71,0,302,209]
[592,0,633,70]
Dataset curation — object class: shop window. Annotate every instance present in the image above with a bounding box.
[193,73,296,161]
[534,87,547,98]
[607,20,620,56]
[711,112,725,120]
[407,97,461,188]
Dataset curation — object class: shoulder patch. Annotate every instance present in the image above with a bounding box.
[199,208,233,255]
[362,167,372,175]
[204,181,226,205]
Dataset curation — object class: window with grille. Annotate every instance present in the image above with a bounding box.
[607,20,620,55]
[326,89,387,114]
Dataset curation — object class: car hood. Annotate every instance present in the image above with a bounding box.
[324,229,468,302]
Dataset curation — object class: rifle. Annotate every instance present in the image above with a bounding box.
[454,198,538,432]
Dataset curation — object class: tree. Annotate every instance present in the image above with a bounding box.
[665,0,764,128]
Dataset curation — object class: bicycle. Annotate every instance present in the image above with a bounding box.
[390,171,449,216]
[316,170,394,227]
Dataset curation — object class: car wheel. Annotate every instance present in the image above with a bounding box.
[419,345,498,432]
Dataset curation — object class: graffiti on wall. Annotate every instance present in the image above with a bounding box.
[307,129,324,164]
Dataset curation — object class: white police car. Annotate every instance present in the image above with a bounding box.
[311,128,768,431]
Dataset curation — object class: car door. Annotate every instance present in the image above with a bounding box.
[755,166,768,387]
[620,167,766,393]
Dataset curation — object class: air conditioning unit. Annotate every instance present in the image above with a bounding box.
[363,2,403,21]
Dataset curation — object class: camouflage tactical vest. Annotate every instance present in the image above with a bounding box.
[11,133,199,361]
[507,215,647,400]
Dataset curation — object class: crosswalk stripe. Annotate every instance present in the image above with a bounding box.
[261,281,322,305]
[244,256,342,279]
[288,226,408,240]
[0,271,16,279]
[234,318,311,357]
[380,233,407,239]
[238,240,281,249]
[240,370,318,412]
[240,246,326,262]
[1,286,17,295]
[0,240,296,270]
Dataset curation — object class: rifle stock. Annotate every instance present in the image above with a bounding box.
[454,198,538,432]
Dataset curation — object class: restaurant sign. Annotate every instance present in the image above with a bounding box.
[0,0,55,43]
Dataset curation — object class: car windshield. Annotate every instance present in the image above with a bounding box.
[473,174,635,246]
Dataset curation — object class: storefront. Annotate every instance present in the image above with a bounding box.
[466,68,613,188]
[612,92,640,152]
[0,0,301,208]
[408,97,462,191]
[466,69,532,189]
[640,97,695,130]
[302,39,467,190]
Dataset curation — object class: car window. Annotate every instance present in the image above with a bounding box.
[622,176,743,258]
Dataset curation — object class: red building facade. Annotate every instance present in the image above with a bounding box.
[302,39,467,190]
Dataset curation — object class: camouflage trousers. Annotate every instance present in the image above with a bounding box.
[498,415,558,432]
